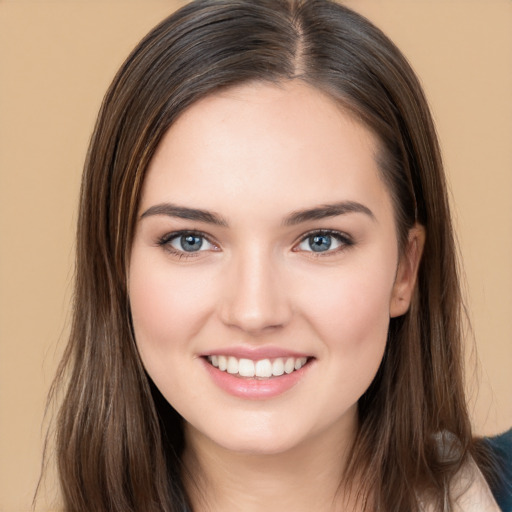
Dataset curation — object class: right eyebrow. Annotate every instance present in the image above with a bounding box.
[139,203,229,227]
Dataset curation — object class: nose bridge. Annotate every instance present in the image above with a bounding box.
[219,243,291,333]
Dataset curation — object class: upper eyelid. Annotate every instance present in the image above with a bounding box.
[296,228,353,243]
[159,229,214,243]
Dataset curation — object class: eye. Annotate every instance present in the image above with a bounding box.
[171,233,210,252]
[158,231,217,255]
[295,230,353,254]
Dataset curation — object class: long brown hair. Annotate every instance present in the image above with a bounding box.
[44,1,484,510]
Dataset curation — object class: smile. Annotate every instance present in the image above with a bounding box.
[207,355,309,378]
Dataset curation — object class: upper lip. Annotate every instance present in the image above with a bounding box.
[200,346,312,360]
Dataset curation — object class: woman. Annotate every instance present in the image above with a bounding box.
[46,0,501,510]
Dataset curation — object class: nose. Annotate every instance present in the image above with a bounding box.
[218,247,292,335]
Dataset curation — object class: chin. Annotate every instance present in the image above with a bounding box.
[216,435,303,457]
[187,416,310,457]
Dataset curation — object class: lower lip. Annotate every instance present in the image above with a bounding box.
[201,358,311,400]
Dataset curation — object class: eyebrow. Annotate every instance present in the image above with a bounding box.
[283,201,375,226]
[139,200,374,227]
[140,203,229,227]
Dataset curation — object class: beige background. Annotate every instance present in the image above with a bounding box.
[1,1,511,510]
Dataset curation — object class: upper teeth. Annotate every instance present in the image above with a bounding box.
[207,355,308,378]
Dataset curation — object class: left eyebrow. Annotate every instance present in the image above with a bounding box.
[283,201,375,226]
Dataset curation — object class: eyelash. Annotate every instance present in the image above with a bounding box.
[294,229,354,257]
[156,229,354,259]
[156,230,217,260]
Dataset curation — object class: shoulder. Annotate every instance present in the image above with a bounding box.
[420,457,500,512]
[421,432,502,512]
[449,456,501,512]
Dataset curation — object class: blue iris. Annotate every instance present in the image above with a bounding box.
[180,234,203,252]
[308,234,332,252]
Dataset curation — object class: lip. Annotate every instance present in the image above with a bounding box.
[200,354,314,400]
[200,346,311,360]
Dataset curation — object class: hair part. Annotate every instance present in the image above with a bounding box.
[41,1,487,510]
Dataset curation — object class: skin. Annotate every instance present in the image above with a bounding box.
[129,81,424,511]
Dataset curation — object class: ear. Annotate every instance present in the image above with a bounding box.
[389,223,426,318]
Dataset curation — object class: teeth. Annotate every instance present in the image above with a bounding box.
[284,357,295,374]
[272,358,284,376]
[238,358,255,377]
[207,355,308,378]
[255,359,272,378]
[227,356,238,374]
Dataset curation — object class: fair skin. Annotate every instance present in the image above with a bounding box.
[129,81,424,511]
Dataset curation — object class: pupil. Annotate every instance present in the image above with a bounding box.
[310,234,331,252]
[181,234,202,252]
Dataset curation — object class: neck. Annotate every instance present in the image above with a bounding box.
[182,414,360,512]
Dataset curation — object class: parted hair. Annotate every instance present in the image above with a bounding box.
[44,1,489,510]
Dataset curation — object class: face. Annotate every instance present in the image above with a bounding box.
[129,82,420,456]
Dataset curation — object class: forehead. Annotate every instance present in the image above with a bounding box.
[141,81,392,222]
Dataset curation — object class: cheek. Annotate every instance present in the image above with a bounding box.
[128,253,220,409]
[300,264,394,406]
[298,261,395,341]
[292,254,397,399]
[128,251,214,359]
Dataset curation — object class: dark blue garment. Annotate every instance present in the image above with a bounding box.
[483,428,512,512]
